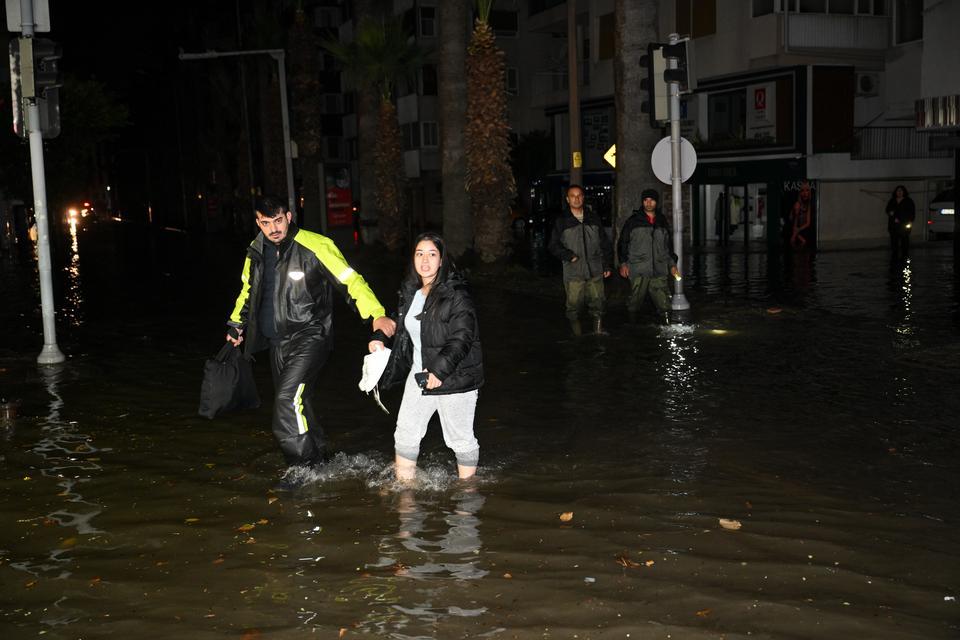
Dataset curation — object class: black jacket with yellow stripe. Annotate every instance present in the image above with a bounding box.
[228,224,385,354]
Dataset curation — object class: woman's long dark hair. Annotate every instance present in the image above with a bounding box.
[890,185,909,199]
[403,231,457,291]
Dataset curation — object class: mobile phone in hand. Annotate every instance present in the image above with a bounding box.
[414,371,429,389]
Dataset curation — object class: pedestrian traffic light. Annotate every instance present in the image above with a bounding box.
[31,38,62,97]
[639,43,668,128]
[661,39,696,94]
[7,37,61,138]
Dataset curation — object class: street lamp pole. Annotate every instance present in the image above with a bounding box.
[667,32,690,311]
[179,49,297,217]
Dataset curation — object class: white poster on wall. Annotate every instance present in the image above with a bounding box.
[746,82,776,141]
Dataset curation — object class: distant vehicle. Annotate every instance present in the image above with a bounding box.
[65,200,98,225]
[927,188,955,238]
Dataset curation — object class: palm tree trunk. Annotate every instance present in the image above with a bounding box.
[354,0,383,244]
[614,0,660,242]
[375,97,404,251]
[439,0,471,257]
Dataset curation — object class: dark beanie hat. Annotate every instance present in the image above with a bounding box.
[641,188,659,202]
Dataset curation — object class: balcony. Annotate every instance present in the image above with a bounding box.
[786,13,889,50]
[851,127,952,160]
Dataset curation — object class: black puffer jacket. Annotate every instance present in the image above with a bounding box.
[377,273,484,395]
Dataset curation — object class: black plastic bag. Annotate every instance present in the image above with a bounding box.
[198,343,260,419]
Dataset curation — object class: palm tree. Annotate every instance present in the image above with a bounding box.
[323,17,423,251]
[465,0,516,262]
[614,0,660,236]
[439,0,471,257]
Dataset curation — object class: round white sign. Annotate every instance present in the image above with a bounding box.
[651,136,698,185]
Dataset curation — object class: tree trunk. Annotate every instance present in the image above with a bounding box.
[614,0,660,248]
[354,0,383,244]
[375,97,404,251]
[439,0,471,257]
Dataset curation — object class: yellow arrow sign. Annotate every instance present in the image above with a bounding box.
[604,144,616,168]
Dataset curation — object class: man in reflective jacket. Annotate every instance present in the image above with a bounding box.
[225,195,395,486]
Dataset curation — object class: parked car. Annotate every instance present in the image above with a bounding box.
[927,188,955,238]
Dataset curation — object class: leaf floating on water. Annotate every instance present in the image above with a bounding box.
[184,518,200,525]
[212,557,225,565]
[61,537,78,548]
[339,629,348,639]
[237,523,256,532]
[559,512,574,522]
[615,554,643,568]
[25,580,38,589]
[766,307,782,314]
[644,560,655,567]
[240,629,261,640]
[257,519,269,525]
[696,608,713,617]
[89,577,102,587]
[503,572,513,579]
[267,496,279,505]
[719,518,742,531]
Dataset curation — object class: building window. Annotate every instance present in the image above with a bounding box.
[402,123,420,151]
[598,13,615,59]
[798,0,827,12]
[894,0,922,43]
[676,0,716,38]
[505,67,519,96]
[753,0,775,16]
[421,122,438,147]
[830,0,855,14]
[421,65,438,96]
[420,7,436,37]
[490,10,519,36]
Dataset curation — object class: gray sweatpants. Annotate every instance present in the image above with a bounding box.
[394,370,480,467]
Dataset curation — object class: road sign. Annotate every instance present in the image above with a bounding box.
[6,0,50,32]
[604,144,616,168]
[651,136,697,185]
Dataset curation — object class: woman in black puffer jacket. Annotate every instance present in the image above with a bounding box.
[369,232,483,481]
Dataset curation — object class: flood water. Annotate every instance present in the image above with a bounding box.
[1,221,958,639]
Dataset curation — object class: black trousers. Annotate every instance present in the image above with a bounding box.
[269,334,330,466]
[889,230,911,260]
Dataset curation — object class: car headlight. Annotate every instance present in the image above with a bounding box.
[940,208,955,215]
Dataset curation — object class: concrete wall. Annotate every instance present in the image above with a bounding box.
[817,179,936,248]
[921,0,960,98]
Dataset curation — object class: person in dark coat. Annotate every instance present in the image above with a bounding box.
[225,195,396,490]
[548,184,613,336]
[370,232,483,481]
[885,185,916,260]
[617,188,679,322]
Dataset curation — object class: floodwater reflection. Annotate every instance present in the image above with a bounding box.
[61,220,84,327]
[352,487,488,635]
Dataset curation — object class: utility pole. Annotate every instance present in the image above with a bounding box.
[17,0,65,364]
[179,49,297,217]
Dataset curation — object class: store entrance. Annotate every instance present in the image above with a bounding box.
[701,183,768,248]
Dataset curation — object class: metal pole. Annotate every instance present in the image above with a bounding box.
[272,51,297,218]
[667,33,690,311]
[20,0,65,364]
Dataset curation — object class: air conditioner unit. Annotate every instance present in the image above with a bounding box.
[856,72,880,97]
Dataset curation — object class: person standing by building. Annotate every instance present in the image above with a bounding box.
[548,184,613,336]
[369,232,483,482]
[885,185,916,260]
[225,195,396,490]
[618,189,679,323]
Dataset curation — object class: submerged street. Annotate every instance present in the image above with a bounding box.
[1,221,958,639]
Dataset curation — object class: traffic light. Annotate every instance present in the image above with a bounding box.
[661,39,696,94]
[7,37,60,138]
[31,38,62,97]
[639,43,667,128]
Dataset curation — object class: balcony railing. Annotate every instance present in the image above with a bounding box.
[786,13,889,50]
[852,127,952,160]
